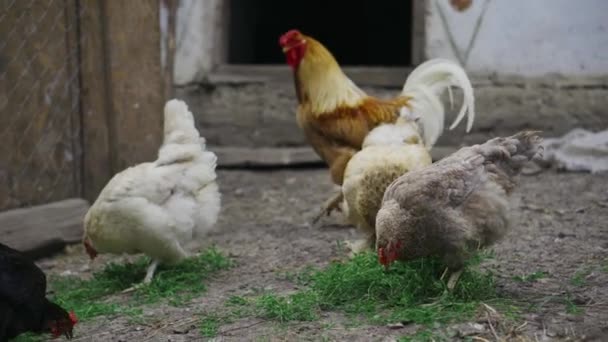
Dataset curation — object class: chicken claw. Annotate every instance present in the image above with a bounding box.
[311,191,344,225]
[121,259,159,293]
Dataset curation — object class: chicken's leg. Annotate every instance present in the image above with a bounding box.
[143,259,159,284]
[311,191,343,225]
[121,259,159,293]
[447,269,463,291]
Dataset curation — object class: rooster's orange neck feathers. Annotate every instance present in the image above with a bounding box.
[294,36,367,115]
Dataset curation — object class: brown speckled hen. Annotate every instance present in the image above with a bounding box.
[375,131,543,289]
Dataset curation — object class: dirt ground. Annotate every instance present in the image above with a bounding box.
[37,168,608,342]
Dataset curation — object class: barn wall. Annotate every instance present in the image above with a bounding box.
[0,1,82,210]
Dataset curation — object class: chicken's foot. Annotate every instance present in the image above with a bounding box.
[311,191,343,225]
[143,259,159,284]
[121,259,159,293]
[447,269,463,291]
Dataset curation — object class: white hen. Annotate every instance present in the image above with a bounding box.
[83,99,221,286]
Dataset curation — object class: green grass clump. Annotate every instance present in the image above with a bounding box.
[52,247,231,320]
[252,252,508,326]
[256,291,320,322]
[200,315,221,337]
[14,248,231,341]
[135,247,232,305]
[570,268,591,287]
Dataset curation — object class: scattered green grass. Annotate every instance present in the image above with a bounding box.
[13,247,231,341]
[54,247,231,318]
[245,252,514,329]
[512,271,547,283]
[570,268,591,286]
[199,314,221,337]
[564,294,583,315]
[256,291,320,322]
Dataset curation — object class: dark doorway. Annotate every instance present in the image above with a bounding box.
[228,0,413,66]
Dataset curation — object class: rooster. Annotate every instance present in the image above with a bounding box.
[0,242,77,340]
[375,131,543,289]
[279,29,475,221]
[83,99,221,289]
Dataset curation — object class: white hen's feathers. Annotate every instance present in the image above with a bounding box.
[83,99,220,264]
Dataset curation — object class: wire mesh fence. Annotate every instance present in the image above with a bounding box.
[0,0,85,211]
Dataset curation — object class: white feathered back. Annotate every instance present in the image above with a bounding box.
[157,99,207,165]
[163,99,200,145]
[400,58,475,148]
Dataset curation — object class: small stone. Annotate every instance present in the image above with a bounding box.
[566,314,583,322]
[387,322,405,329]
[172,325,194,334]
[452,322,486,337]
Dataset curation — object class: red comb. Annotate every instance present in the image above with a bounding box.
[69,311,78,324]
[378,247,388,266]
[279,29,301,46]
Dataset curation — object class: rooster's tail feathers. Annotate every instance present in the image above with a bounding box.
[400,58,475,148]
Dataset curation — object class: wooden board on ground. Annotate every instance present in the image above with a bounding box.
[214,146,458,168]
[0,199,89,259]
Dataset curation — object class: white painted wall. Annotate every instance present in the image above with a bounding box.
[427,0,608,76]
[161,0,223,85]
[163,0,608,84]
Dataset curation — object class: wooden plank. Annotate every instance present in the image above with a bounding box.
[213,146,457,169]
[79,0,165,201]
[78,0,113,202]
[0,198,89,260]
[0,1,80,210]
[214,147,324,168]
[104,0,164,172]
[65,0,83,198]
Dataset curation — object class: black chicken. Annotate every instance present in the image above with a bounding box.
[0,242,77,341]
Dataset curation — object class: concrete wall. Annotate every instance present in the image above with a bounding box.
[166,0,608,82]
[165,0,608,151]
[427,0,608,76]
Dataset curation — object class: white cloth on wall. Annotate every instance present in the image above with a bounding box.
[541,128,608,173]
